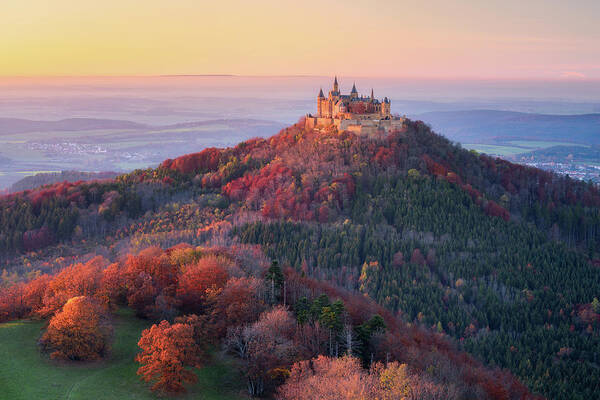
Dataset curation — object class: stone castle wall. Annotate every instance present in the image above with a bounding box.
[305,116,405,136]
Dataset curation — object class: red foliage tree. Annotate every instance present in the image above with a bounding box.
[127,272,160,318]
[136,320,203,394]
[39,256,107,317]
[98,262,127,309]
[410,248,426,266]
[176,255,229,314]
[317,205,329,223]
[122,247,179,318]
[209,277,265,338]
[422,155,448,177]
[23,226,54,251]
[22,274,52,315]
[40,296,112,361]
[392,251,404,268]
[277,356,375,400]
[0,282,26,322]
[161,147,223,175]
[485,200,510,221]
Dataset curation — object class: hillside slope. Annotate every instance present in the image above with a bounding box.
[1,118,599,398]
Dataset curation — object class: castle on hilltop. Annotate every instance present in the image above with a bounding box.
[305,77,404,135]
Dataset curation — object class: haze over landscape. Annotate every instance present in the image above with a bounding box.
[2,76,600,189]
[1,1,600,400]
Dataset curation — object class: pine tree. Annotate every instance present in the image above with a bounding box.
[265,260,284,303]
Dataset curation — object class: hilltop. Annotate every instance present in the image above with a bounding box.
[1,118,599,398]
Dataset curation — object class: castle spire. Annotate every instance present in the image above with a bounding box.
[333,76,339,93]
[351,82,358,94]
[318,87,324,98]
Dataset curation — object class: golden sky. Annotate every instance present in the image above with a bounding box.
[2,0,600,79]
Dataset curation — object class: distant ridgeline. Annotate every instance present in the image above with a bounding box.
[9,171,119,193]
[305,77,405,135]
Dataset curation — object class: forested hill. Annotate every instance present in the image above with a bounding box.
[1,118,600,398]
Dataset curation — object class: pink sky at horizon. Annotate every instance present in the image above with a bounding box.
[3,0,600,80]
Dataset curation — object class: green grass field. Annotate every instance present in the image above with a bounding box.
[0,309,246,400]
[507,140,589,149]
[462,144,527,156]
[463,140,591,157]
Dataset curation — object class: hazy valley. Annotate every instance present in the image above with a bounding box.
[2,77,600,190]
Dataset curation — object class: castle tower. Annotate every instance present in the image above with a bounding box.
[370,88,374,102]
[381,97,391,116]
[317,88,325,117]
[333,76,339,93]
[351,82,358,99]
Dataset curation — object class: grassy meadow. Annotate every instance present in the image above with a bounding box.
[463,139,591,157]
[0,309,246,400]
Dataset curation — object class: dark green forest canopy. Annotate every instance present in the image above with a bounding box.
[236,174,600,399]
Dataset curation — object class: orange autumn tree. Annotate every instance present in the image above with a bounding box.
[39,256,106,317]
[277,355,458,400]
[176,255,229,314]
[277,356,377,400]
[122,247,179,319]
[136,320,203,394]
[40,296,112,361]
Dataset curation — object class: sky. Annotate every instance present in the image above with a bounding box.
[2,0,600,79]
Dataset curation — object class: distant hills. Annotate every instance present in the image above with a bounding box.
[9,171,120,193]
[0,117,286,190]
[0,117,285,136]
[415,110,600,144]
[7,112,599,147]
[0,118,148,135]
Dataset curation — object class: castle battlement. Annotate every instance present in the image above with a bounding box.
[305,77,404,135]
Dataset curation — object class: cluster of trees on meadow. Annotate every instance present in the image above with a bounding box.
[40,295,113,361]
[0,244,536,399]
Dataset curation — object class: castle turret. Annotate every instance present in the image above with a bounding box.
[317,88,325,117]
[370,88,374,102]
[381,97,391,116]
